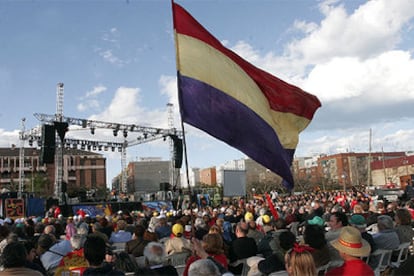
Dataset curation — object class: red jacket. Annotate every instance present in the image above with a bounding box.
[326,259,374,276]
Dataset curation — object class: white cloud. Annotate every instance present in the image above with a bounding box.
[86,85,106,97]
[99,49,126,66]
[88,86,168,129]
[0,129,19,147]
[304,50,414,103]
[287,0,414,64]
[77,85,107,112]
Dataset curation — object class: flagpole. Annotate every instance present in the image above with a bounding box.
[171,0,192,198]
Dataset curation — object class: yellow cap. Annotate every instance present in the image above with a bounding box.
[244,212,254,222]
[262,215,271,224]
[172,223,184,236]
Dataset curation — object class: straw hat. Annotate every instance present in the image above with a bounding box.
[330,226,371,257]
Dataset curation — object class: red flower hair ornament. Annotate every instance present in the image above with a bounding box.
[292,242,314,253]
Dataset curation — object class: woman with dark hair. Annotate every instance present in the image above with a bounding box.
[114,252,139,274]
[125,225,149,257]
[394,208,414,243]
[248,230,297,276]
[21,240,47,275]
[303,224,330,267]
[1,242,43,275]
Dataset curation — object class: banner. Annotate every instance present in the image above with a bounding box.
[5,198,24,219]
[72,203,111,218]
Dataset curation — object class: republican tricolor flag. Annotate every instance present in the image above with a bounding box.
[172,3,321,190]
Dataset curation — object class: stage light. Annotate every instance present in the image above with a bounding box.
[92,145,96,151]
[118,147,122,152]
[111,146,115,152]
[98,145,102,151]
[104,146,108,151]
[81,144,85,150]
[90,127,95,135]
[123,129,128,138]
[113,129,118,136]
[143,133,148,139]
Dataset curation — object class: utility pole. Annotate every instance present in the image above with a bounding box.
[18,118,26,198]
[368,128,372,186]
[167,103,175,188]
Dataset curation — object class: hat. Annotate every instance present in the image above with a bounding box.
[262,215,271,224]
[349,215,367,228]
[38,234,54,250]
[307,216,325,227]
[172,223,184,236]
[330,226,370,257]
[245,212,254,222]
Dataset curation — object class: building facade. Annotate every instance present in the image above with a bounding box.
[0,147,106,197]
[371,154,414,188]
[199,167,217,186]
[308,152,406,189]
[127,158,170,193]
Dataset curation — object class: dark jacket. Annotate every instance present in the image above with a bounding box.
[83,263,125,276]
[125,238,149,257]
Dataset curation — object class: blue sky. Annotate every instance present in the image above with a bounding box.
[1,0,414,186]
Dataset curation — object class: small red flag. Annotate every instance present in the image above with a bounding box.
[265,193,279,220]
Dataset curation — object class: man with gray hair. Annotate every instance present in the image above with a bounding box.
[55,234,88,274]
[189,258,221,276]
[141,242,178,275]
[70,234,87,251]
[372,215,399,250]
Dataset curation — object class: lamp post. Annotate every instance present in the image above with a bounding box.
[341,173,347,192]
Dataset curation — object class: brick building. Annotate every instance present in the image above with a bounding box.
[199,167,217,186]
[371,154,414,187]
[0,147,106,197]
[316,152,406,188]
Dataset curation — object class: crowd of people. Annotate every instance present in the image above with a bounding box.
[0,186,413,276]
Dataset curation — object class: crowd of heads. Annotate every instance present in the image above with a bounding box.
[0,187,411,275]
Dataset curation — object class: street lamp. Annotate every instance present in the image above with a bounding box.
[341,173,347,192]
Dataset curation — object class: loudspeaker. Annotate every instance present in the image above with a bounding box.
[61,181,67,193]
[54,121,68,142]
[159,182,170,191]
[173,137,183,169]
[40,124,56,164]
